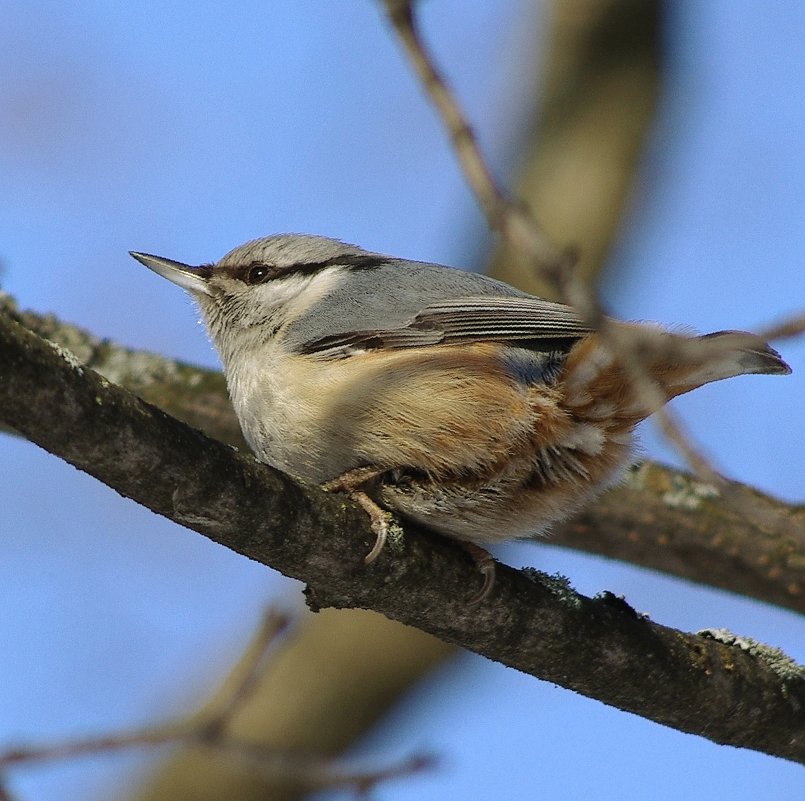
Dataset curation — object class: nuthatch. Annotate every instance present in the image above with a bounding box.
[131,235,791,598]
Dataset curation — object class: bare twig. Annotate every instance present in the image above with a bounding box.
[203,743,434,796]
[558,267,726,484]
[199,610,291,738]
[0,611,432,795]
[758,312,805,342]
[383,0,568,278]
[0,725,188,767]
[0,729,431,795]
[381,0,789,486]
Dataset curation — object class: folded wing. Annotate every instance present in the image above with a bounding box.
[300,295,592,357]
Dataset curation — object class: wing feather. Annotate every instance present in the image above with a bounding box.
[301,295,591,357]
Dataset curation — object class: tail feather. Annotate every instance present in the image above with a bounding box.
[672,331,791,394]
[694,330,792,380]
[561,327,790,425]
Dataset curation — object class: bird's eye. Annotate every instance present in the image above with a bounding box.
[246,264,271,285]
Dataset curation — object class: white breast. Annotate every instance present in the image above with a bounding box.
[207,265,360,482]
[224,341,360,483]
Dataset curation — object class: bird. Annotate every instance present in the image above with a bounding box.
[131,234,791,599]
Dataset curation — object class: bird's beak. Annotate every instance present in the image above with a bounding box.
[129,251,212,296]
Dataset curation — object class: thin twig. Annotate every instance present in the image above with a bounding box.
[556,263,725,483]
[0,725,188,767]
[383,0,567,277]
[0,611,433,795]
[199,609,290,737]
[758,312,805,342]
[205,740,435,795]
[0,727,432,794]
[381,0,759,485]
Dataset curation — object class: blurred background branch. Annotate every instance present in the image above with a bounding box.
[0,612,435,801]
[486,0,663,296]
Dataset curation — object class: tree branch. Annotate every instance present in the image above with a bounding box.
[0,292,244,449]
[4,293,802,614]
[2,307,803,764]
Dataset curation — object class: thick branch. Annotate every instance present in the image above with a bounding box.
[0,292,244,448]
[557,462,805,613]
[1,308,803,763]
[4,295,802,614]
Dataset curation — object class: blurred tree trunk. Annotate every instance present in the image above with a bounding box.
[489,0,662,295]
[127,2,664,798]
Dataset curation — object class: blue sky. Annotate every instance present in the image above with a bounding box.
[1,2,803,800]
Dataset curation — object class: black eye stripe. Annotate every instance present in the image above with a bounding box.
[297,254,389,272]
[227,253,387,284]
